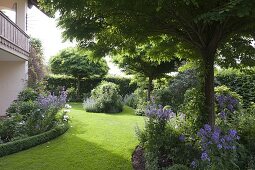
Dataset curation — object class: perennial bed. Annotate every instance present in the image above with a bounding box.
[0,123,69,157]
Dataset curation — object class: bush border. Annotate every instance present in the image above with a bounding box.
[0,123,69,157]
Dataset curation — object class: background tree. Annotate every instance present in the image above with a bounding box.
[40,0,255,126]
[113,44,182,101]
[28,38,45,87]
[50,48,109,99]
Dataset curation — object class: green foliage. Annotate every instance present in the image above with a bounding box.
[123,93,138,109]
[0,117,19,143]
[0,124,68,157]
[166,164,189,170]
[134,88,149,116]
[50,48,109,99]
[7,101,39,117]
[0,103,144,169]
[137,107,198,169]
[113,44,181,101]
[2,87,68,143]
[215,85,242,113]
[135,101,149,116]
[84,81,123,113]
[28,38,45,87]
[180,88,205,130]
[153,69,200,112]
[17,88,39,102]
[50,48,109,79]
[40,0,255,126]
[45,75,137,101]
[216,69,255,108]
[6,88,40,118]
[238,103,255,156]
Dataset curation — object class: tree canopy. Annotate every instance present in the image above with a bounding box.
[113,44,182,101]
[40,0,255,126]
[50,48,109,98]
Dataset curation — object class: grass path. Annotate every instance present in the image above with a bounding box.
[0,103,144,170]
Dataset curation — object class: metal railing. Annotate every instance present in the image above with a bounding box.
[0,11,29,56]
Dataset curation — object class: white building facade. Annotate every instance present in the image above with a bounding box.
[0,0,37,116]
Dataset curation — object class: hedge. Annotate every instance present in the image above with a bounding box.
[216,72,255,108]
[45,75,137,99]
[0,123,69,157]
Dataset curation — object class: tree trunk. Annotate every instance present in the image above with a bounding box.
[201,51,216,127]
[147,77,153,101]
[76,77,81,100]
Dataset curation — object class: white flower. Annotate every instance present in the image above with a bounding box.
[63,114,69,122]
[65,104,72,109]
[63,109,71,113]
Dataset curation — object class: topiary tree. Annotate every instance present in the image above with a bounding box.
[50,48,109,99]
[113,49,181,101]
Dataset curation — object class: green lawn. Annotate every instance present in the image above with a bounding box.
[0,103,144,170]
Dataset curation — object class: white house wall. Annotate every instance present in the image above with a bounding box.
[0,61,27,116]
[0,0,27,31]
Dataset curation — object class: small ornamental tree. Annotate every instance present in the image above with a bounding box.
[50,48,109,99]
[113,44,181,101]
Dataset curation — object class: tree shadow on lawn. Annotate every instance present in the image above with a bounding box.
[0,134,133,170]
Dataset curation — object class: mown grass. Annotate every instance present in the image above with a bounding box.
[0,103,144,170]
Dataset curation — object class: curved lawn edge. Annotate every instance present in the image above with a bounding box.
[0,123,69,157]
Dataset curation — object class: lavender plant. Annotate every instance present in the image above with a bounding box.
[37,90,67,111]
[191,124,242,169]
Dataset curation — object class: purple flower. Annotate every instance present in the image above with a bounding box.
[204,124,211,132]
[229,129,237,137]
[191,160,197,168]
[212,131,220,143]
[201,152,210,161]
[219,111,227,119]
[145,104,175,121]
[217,144,223,149]
[179,134,185,142]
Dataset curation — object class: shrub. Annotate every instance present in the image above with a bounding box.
[153,69,200,112]
[84,81,123,113]
[135,101,149,116]
[179,88,204,129]
[166,164,189,170]
[123,93,138,109]
[191,124,244,170]
[46,75,137,101]
[0,123,69,157]
[0,117,18,143]
[238,103,255,156]
[7,100,39,118]
[137,104,200,169]
[215,85,243,128]
[2,88,68,143]
[17,88,38,101]
[216,69,255,108]
[83,98,99,112]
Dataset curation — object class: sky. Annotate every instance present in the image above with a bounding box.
[27,7,123,76]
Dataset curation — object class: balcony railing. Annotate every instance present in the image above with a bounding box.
[0,11,30,57]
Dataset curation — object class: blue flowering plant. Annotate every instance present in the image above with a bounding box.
[190,124,243,169]
[215,86,242,126]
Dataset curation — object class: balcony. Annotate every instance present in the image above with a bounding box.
[0,11,30,59]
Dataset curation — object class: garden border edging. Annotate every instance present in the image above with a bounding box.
[0,123,69,157]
